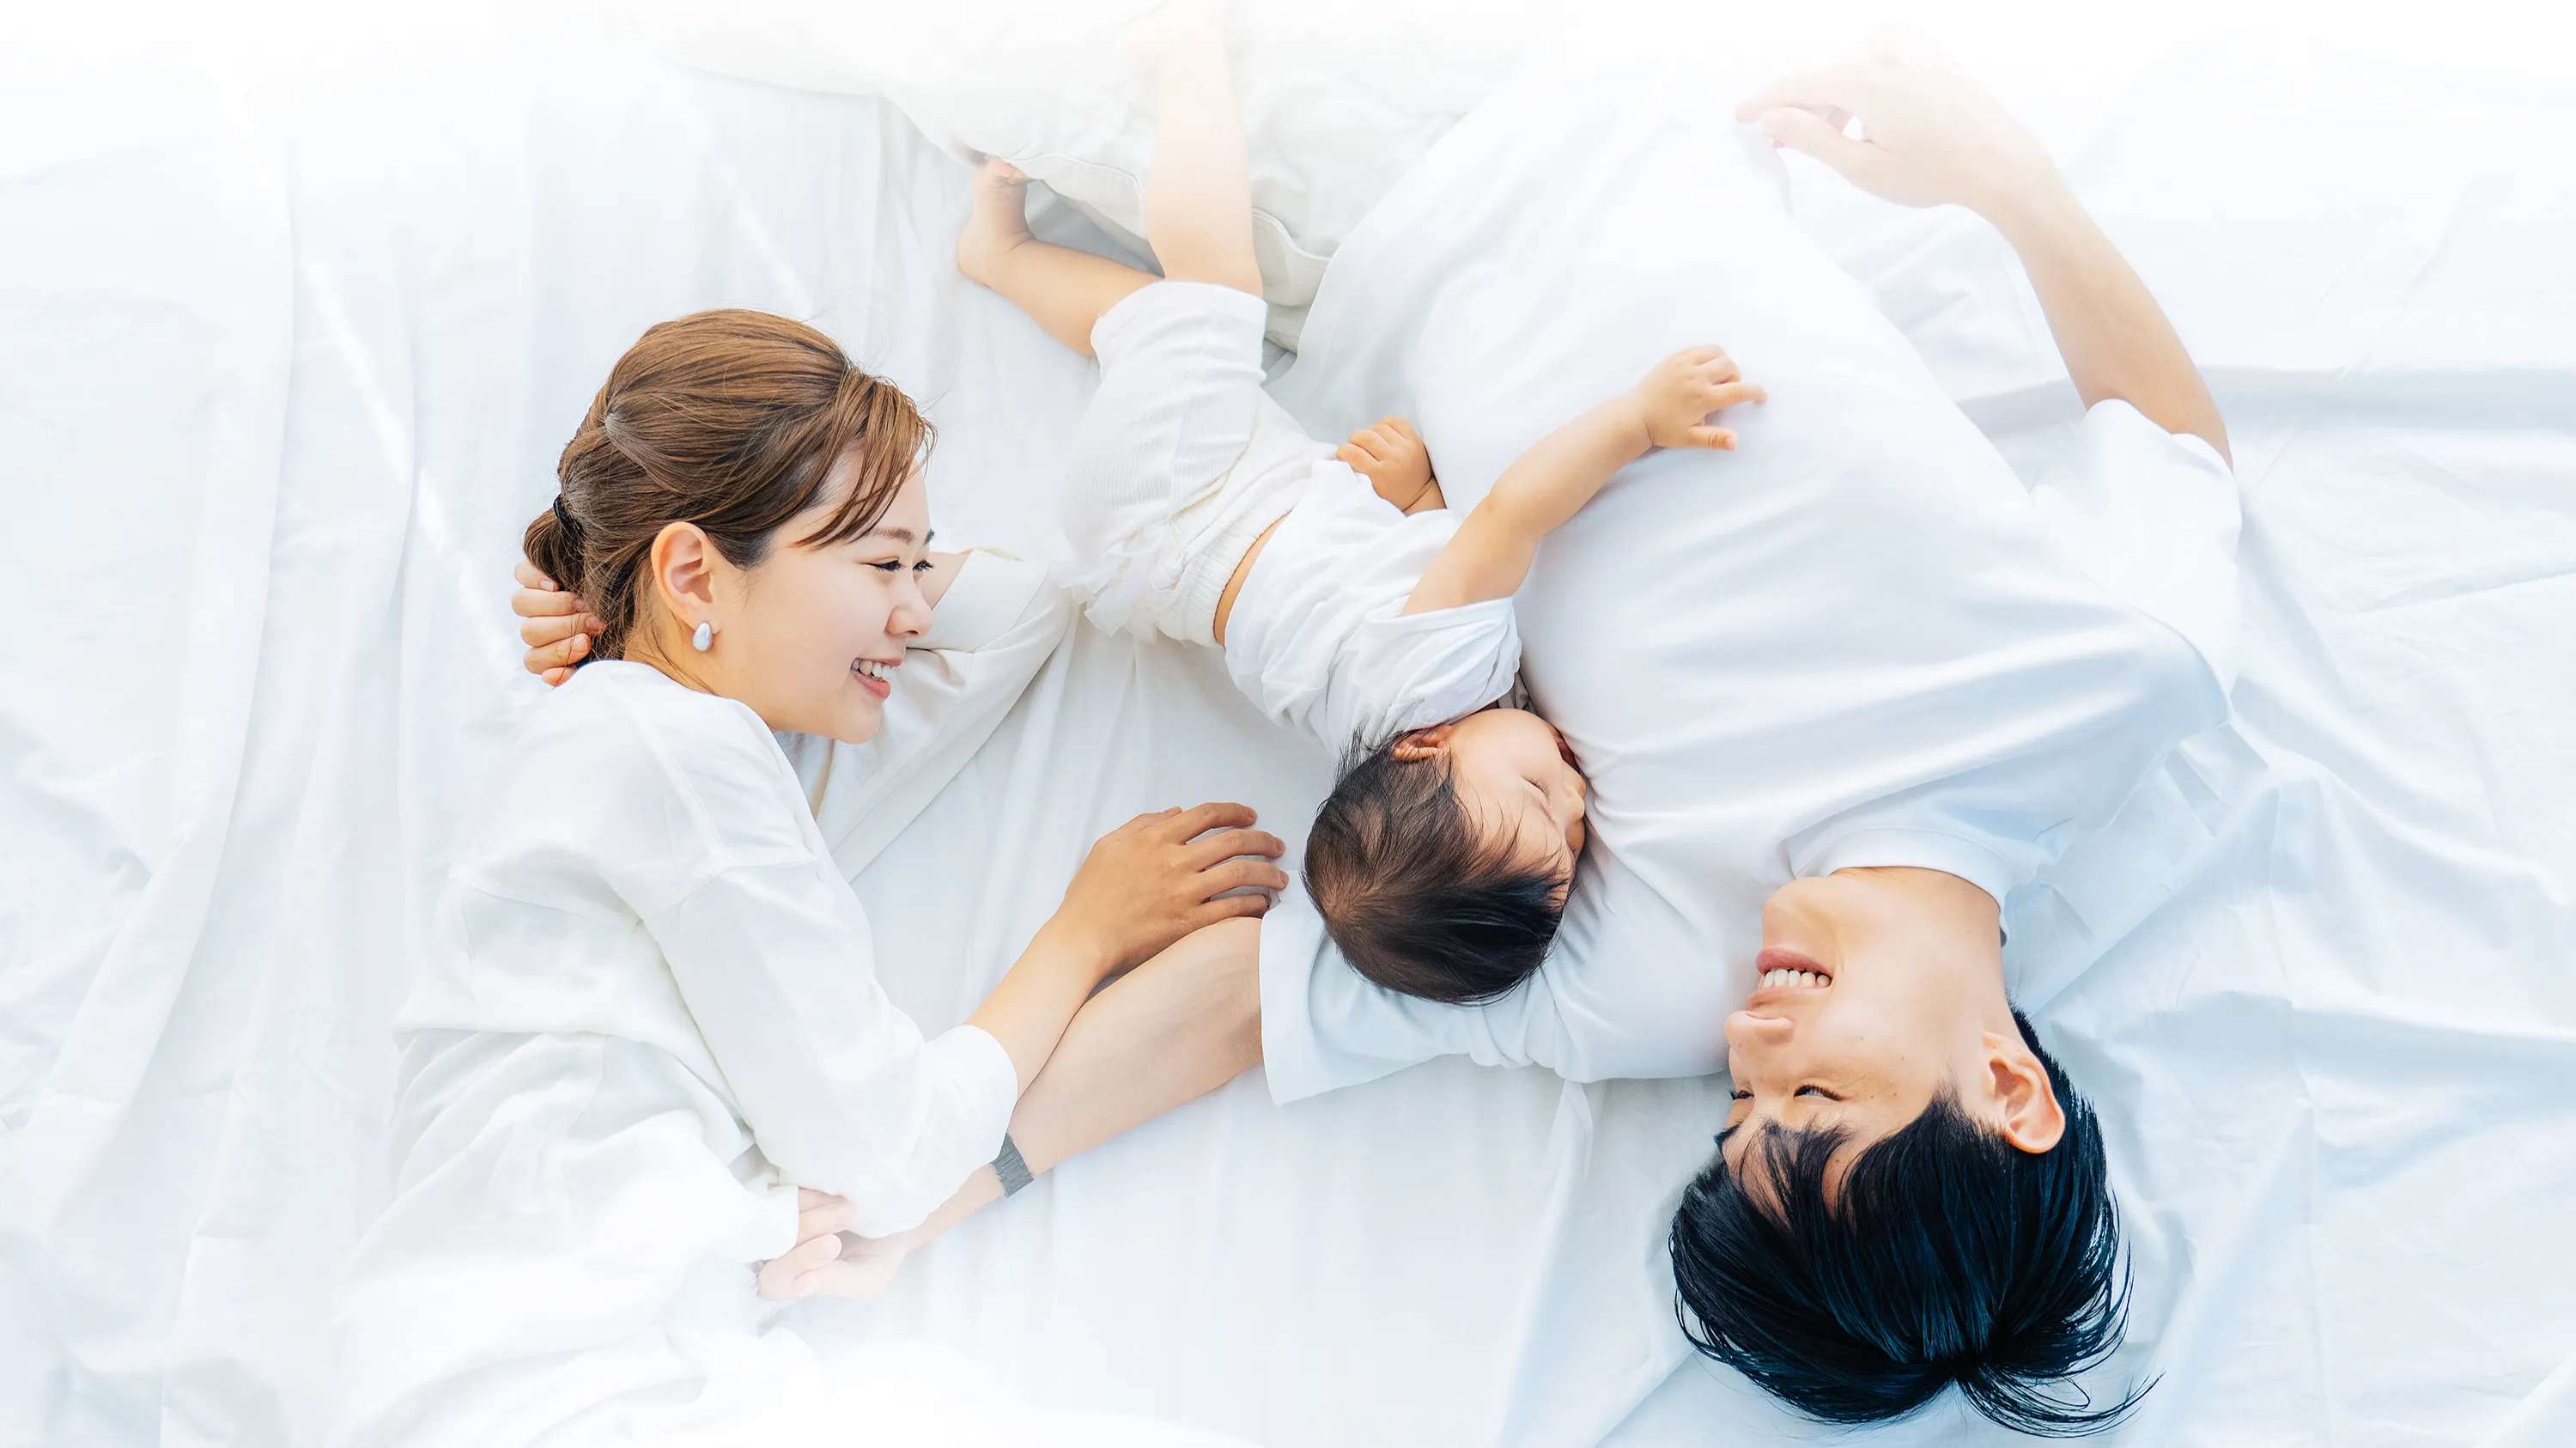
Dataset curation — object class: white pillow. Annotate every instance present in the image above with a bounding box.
[623,0,1540,347]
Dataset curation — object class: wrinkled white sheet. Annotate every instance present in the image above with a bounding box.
[3,5,2573,1448]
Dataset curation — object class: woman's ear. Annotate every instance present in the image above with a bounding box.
[1983,1034,2067,1153]
[648,521,720,625]
[1388,723,1455,763]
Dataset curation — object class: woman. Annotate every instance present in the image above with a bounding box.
[331,310,1277,1447]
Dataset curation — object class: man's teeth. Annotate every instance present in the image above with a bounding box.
[1760,968,1829,990]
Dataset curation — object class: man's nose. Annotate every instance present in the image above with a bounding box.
[1723,1010,1794,1054]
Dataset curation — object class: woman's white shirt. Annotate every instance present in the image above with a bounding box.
[396,660,1017,1238]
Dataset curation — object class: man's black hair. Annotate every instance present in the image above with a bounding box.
[1303,733,1564,1004]
[1669,1011,2146,1436]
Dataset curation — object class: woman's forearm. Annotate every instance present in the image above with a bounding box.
[966,922,1114,1092]
[1008,916,1263,1172]
[853,919,1262,1267]
[1984,174,2231,464]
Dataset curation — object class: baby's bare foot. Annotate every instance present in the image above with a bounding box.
[956,158,1033,286]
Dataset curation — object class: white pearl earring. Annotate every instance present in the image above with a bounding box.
[690,620,714,652]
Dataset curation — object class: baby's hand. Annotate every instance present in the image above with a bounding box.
[1631,346,1766,451]
[1340,417,1445,514]
[513,558,604,686]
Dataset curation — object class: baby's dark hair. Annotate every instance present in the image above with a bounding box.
[1303,733,1566,1004]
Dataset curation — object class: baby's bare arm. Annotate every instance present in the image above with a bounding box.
[1403,348,1763,616]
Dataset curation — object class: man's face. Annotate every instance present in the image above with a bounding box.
[1720,870,2063,1189]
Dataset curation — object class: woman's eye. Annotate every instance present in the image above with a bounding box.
[912,558,934,572]
[870,560,905,573]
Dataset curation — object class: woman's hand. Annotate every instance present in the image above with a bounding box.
[1046,804,1288,977]
[513,558,604,685]
[1735,30,2061,223]
[1632,346,1766,452]
[754,1188,857,1301]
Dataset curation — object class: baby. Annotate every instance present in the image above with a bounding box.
[959,4,1760,1003]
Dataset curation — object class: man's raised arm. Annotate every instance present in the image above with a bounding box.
[1739,31,2230,465]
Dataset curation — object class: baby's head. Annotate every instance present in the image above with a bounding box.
[1304,708,1589,1003]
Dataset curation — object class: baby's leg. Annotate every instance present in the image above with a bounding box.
[1127,2,1261,295]
[957,160,1157,357]
[956,3,1260,355]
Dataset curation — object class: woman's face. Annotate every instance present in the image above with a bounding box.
[672,464,937,745]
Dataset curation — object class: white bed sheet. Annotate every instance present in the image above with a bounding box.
[3,5,2572,1448]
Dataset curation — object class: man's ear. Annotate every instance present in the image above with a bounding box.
[648,521,720,625]
[1388,723,1455,763]
[1982,1032,2067,1153]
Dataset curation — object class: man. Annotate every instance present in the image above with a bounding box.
[1260,33,2232,1431]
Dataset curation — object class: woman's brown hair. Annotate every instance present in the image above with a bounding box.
[524,308,933,661]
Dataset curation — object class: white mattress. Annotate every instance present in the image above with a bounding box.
[3,3,2571,1447]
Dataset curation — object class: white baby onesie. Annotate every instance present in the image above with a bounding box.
[1059,279,1520,751]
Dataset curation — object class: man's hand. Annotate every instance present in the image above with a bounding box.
[1631,346,1766,452]
[1738,30,2229,462]
[512,558,604,686]
[1339,417,1444,514]
[1047,804,1288,977]
[755,1188,858,1301]
[1735,29,2059,223]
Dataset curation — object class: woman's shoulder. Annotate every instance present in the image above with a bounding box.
[483,664,816,891]
[533,661,781,766]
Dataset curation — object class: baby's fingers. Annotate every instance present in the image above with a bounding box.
[1695,380,1766,412]
[1680,426,1739,451]
[1690,354,1742,385]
